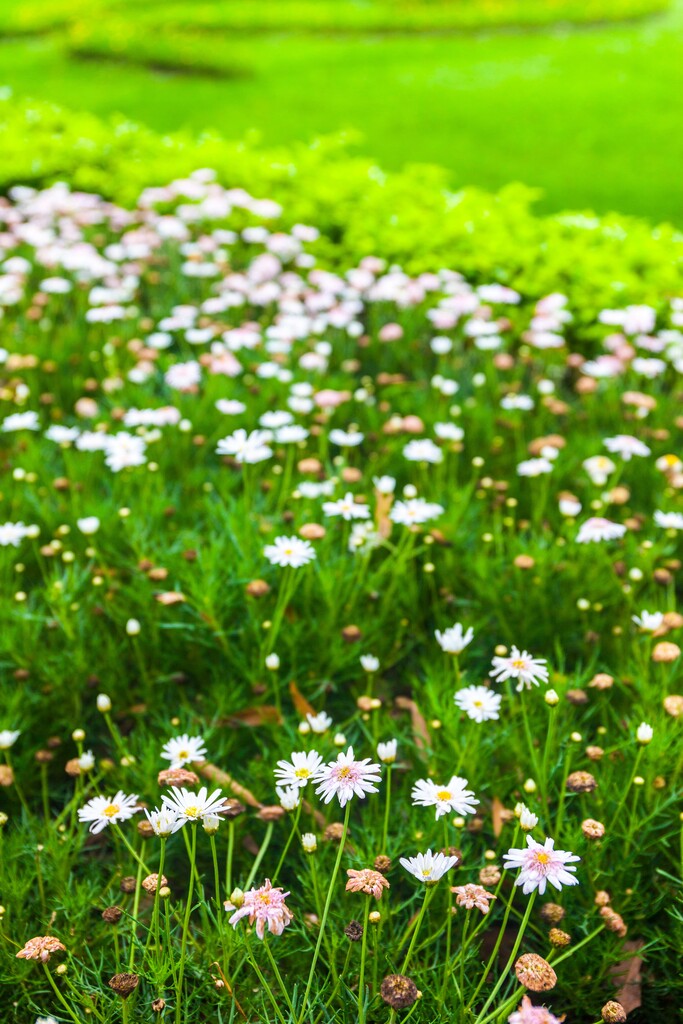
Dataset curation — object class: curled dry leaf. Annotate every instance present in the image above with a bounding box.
[197,762,262,808]
[155,591,186,605]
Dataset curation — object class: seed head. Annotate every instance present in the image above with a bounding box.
[601,1001,627,1023]
[345,920,363,942]
[599,907,627,937]
[16,936,66,962]
[581,818,606,839]
[101,906,123,924]
[566,771,597,793]
[514,953,557,992]
[380,974,419,1009]
[108,973,139,999]
[120,876,137,894]
[152,998,166,1013]
[142,873,167,894]
[157,767,200,788]
[548,928,571,948]
[540,902,565,925]
[374,855,391,874]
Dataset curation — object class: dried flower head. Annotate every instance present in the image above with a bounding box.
[108,973,140,999]
[345,869,390,900]
[589,673,614,690]
[508,994,564,1024]
[345,920,363,942]
[652,641,680,663]
[581,819,606,839]
[452,884,496,915]
[157,767,200,788]
[599,907,627,937]
[601,1001,627,1023]
[16,936,66,963]
[152,998,166,1012]
[324,822,346,843]
[594,890,611,907]
[514,953,557,992]
[374,855,391,874]
[380,974,419,1009]
[479,865,502,886]
[663,694,683,717]
[566,771,597,793]
[120,877,137,894]
[540,903,565,925]
[142,873,167,895]
[548,928,571,948]
[101,906,123,924]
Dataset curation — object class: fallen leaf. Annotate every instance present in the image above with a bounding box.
[289,680,316,719]
[222,706,282,727]
[491,796,505,838]
[155,591,186,605]
[609,938,644,1014]
[197,762,262,808]
[395,696,430,755]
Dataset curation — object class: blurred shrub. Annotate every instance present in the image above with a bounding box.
[0,94,681,320]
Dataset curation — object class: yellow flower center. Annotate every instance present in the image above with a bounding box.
[178,750,188,759]
[437,790,452,800]
[337,766,351,778]
[473,700,483,707]
[295,767,311,778]
[103,804,120,817]
[422,869,432,877]
[512,659,526,669]
[185,805,199,818]
[536,852,550,864]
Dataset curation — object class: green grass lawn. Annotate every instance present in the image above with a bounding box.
[0,1,681,222]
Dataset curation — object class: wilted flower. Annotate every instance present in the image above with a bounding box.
[16,936,66,963]
[345,869,390,900]
[227,879,293,939]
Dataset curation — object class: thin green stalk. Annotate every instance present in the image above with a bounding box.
[381,765,392,854]
[273,803,303,882]
[298,802,351,1024]
[175,823,197,1024]
[474,891,537,1023]
[245,821,275,891]
[466,884,517,1011]
[41,963,81,1024]
[358,898,372,1024]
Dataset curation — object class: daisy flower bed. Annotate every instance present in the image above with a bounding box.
[0,173,681,1024]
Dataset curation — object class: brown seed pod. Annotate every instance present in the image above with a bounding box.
[101,906,123,924]
[514,953,557,992]
[108,973,139,999]
[380,975,419,1009]
[601,1000,627,1023]
[566,770,597,793]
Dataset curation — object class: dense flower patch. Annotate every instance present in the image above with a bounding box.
[0,174,681,1023]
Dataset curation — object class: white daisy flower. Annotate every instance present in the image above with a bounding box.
[160,733,208,769]
[411,776,479,819]
[503,836,580,895]
[78,791,141,834]
[454,685,502,723]
[400,849,459,884]
[274,750,323,788]
[161,786,227,823]
[489,646,549,691]
[313,746,382,807]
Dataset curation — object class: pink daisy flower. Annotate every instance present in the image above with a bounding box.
[313,746,381,807]
[503,836,580,895]
[227,879,293,939]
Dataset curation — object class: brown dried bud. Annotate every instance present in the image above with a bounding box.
[64,757,82,777]
[374,855,391,875]
[246,579,270,598]
[513,555,535,570]
[356,696,375,712]
[297,458,323,474]
[142,874,167,895]
[479,865,501,887]
[152,998,166,1013]
[589,673,614,690]
[257,805,286,822]
[220,799,247,820]
[566,689,588,705]
[35,749,54,764]
[345,920,363,942]
[548,928,571,948]
[663,694,683,717]
[108,973,139,999]
[137,820,155,839]
[380,974,419,1009]
[324,822,346,843]
[566,771,597,793]
[120,877,137,894]
[581,818,606,840]
[157,768,200,788]
[586,746,605,761]
[652,641,680,662]
[600,907,627,937]
[341,624,362,643]
[601,1000,627,1023]
[540,903,565,925]
[102,906,123,924]
[594,890,611,907]
[299,523,326,540]
[0,765,15,786]
[514,953,557,992]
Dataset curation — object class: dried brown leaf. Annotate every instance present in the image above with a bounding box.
[395,696,430,754]
[289,681,315,719]
[610,938,644,1014]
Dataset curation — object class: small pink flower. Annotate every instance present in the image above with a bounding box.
[313,389,351,409]
[16,936,67,962]
[345,869,390,900]
[228,879,293,939]
[452,884,496,915]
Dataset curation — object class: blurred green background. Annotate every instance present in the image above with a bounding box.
[1,0,681,222]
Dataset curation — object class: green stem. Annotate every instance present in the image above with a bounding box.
[401,885,434,975]
[381,766,392,854]
[358,898,372,1024]
[474,891,537,1023]
[466,884,517,1011]
[298,802,351,1023]
[41,963,82,1024]
[245,822,275,891]
[175,823,197,1024]
[273,803,303,883]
